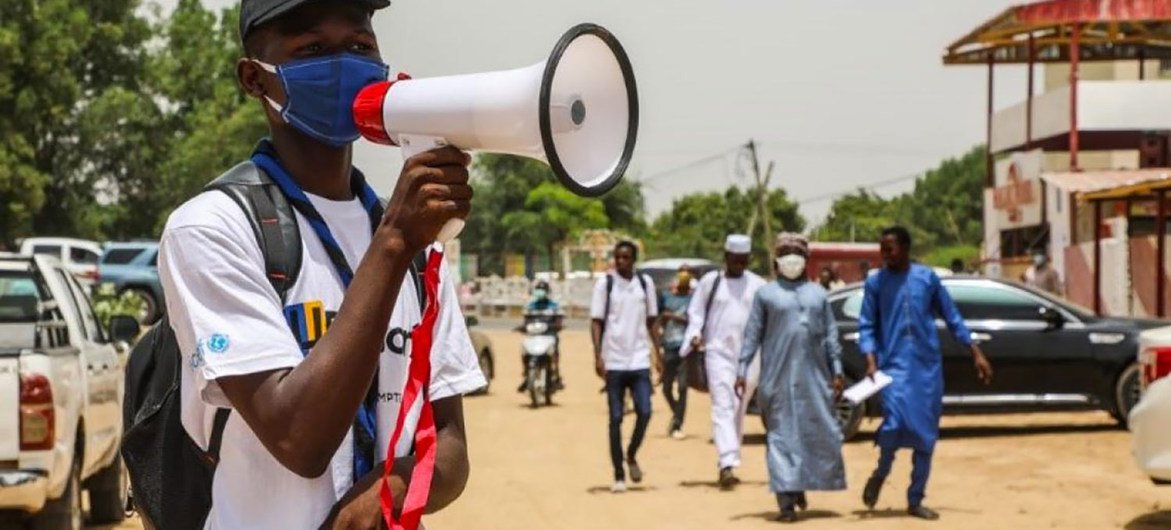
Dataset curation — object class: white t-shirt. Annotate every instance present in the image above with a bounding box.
[589,273,658,371]
[159,190,485,530]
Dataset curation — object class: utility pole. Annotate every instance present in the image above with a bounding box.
[743,139,776,278]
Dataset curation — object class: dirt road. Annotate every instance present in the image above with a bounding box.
[108,328,1171,529]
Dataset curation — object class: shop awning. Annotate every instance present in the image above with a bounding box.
[1042,168,1171,199]
[944,0,1171,65]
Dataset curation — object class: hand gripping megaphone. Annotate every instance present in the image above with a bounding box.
[352,23,639,242]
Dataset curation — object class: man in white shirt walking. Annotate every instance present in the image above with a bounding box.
[591,241,662,493]
[683,234,767,489]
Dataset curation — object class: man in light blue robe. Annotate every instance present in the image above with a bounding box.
[737,233,846,523]
[858,226,994,520]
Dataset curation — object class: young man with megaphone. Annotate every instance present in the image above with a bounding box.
[153,0,486,528]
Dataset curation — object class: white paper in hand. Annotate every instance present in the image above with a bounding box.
[843,371,893,404]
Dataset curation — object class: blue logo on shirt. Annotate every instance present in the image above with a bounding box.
[207,334,230,354]
[191,341,205,369]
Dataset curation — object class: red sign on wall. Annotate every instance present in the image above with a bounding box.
[993,162,1037,223]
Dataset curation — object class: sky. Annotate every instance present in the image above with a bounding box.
[162,0,1030,224]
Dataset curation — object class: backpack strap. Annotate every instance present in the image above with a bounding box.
[200,161,303,460]
[204,161,302,301]
[701,273,722,340]
[602,274,615,337]
[205,408,231,464]
[704,274,722,316]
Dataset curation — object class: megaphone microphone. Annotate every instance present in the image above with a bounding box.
[353,23,639,243]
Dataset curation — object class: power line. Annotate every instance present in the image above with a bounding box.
[753,138,955,158]
[636,144,745,184]
[795,173,921,206]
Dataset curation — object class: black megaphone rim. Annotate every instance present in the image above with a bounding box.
[539,23,639,198]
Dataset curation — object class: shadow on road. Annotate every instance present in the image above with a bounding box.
[848,422,1117,442]
[679,479,768,489]
[513,403,564,410]
[743,433,766,446]
[852,508,909,520]
[585,485,658,494]
[852,505,979,520]
[1125,511,1171,530]
[731,509,841,522]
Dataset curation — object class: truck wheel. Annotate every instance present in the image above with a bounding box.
[30,452,82,530]
[1113,363,1142,427]
[86,453,127,524]
[123,288,158,325]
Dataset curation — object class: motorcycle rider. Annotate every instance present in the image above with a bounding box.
[517,280,565,392]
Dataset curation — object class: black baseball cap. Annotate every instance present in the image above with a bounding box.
[239,0,390,41]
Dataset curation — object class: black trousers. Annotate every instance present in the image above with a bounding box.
[660,347,688,431]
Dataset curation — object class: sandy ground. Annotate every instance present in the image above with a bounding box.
[105,328,1171,529]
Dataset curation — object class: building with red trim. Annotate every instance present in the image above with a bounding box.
[946,0,1171,317]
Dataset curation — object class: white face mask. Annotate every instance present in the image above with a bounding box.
[776,254,807,280]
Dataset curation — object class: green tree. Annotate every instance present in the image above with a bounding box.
[501,182,609,267]
[814,146,986,266]
[0,0,149,243]
[463,153,645,275]
[0,0,266,244]
[647,185,804,273]
[141,1,265,234]
[815,189,903,244]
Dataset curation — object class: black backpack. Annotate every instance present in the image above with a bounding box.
[121,161,425,530]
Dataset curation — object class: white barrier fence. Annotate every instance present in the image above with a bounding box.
[461,276,599,318]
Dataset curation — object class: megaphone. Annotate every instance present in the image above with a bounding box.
[353,23,638,242]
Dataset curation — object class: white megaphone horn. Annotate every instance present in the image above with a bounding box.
[352,23,639,243]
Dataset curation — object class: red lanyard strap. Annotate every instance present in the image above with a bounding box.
[380,249,443,530]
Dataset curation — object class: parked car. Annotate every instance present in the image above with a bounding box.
[98,242,162,324]
[17,238,102,287]
[466,316,494,394]
[638,258,719,298]
[749,276,1167,440]
[1128,325,1171,484]
[0,253,140,528]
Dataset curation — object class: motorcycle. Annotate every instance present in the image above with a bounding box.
[519,316,558,408]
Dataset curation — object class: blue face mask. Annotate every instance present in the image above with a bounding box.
[254,53,389,147]
[533,289,548,300]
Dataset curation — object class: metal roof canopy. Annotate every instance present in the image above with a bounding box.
[945,0,1171,65]
[1042,168,1171,199]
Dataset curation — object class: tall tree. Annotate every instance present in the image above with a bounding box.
[815,145,986,265]
[647,185,804,273]
[0,0,265,244]
[140,1,265,234]
[0,0,149,242]
[462,153,645,275]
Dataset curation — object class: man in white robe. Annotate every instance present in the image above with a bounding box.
[682,234,767,489]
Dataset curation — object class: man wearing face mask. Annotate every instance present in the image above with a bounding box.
[518,280,564,392]
[682,234,767,490]
[736,233,846,523]
[1021,250,1063,296]
[156,1,485,527]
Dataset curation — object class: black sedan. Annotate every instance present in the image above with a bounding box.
[750,276,1167,440]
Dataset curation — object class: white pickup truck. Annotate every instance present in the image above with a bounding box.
[0,254,139,529]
